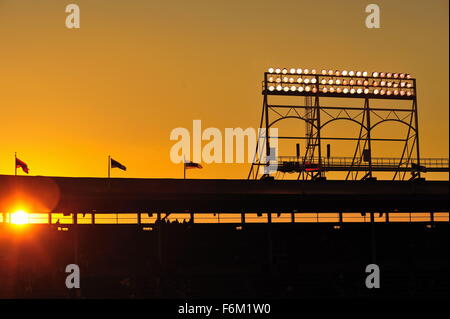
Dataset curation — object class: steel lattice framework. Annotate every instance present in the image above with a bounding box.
[248,67,449,180]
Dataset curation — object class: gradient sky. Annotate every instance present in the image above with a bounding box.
[0,0,448,179]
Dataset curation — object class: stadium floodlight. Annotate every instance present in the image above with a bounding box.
[263,67,416,99]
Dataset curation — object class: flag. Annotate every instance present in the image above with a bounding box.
[184,160,202,169]
[110,158,126,171]
[16,157,29,174]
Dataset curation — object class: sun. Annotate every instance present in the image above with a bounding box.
[10,210,29,225]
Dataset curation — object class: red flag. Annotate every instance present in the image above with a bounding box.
[16,157,29,174]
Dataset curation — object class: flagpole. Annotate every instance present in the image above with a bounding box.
[14,152,17,176]
[108,155,111,178]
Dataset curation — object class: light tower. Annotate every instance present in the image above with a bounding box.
[248,67,447,180]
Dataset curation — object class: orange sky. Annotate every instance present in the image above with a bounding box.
[0,0,448,180]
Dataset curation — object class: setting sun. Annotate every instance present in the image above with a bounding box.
[10,210,29,225]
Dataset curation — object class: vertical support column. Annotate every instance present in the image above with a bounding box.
[91,213,95,225]
[241,212,246,224]
[264,91,270,176]
[137,213,141,225]
[315,93,323,178]
[364,98,373,178]
[48,213,52,224]
[370,212,377,263]
[267,213,272,224]
[339,212,343,223]
[412,85,421,178]
[291,212,295,223]
[190,212,194,224]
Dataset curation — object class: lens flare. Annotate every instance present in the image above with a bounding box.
[11,210,29,225]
